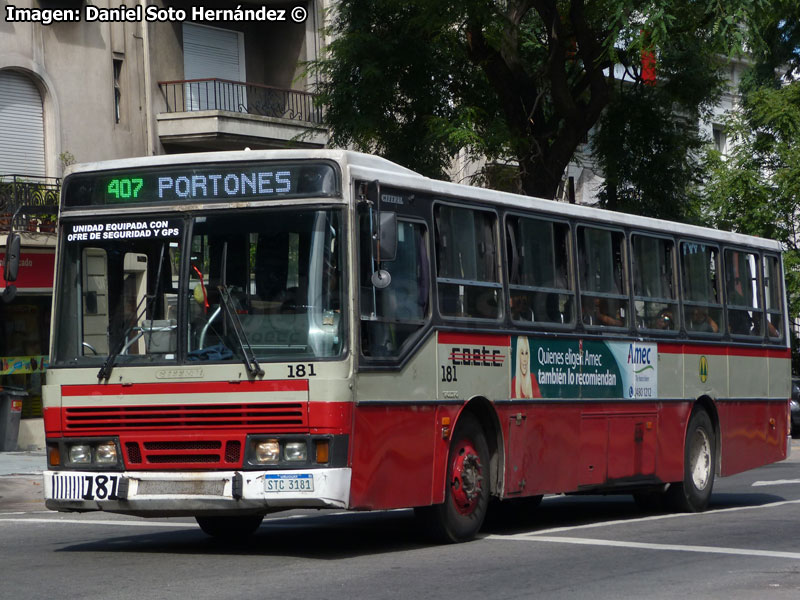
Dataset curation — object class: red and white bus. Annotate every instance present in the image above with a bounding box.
[43,150,791,542]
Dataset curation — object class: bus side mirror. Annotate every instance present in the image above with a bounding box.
[375,211,397,262]
[3,232,20,282]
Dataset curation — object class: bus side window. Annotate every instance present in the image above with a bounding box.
[435,205,501,320]
[507,216,574,326]
[632,235,678,332]
[681,242,722,335]
[725,249,763,337]
[763,255,783,340]
[577,226,628,328]
[360,213,430,358]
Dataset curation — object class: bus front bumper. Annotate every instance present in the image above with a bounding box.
[43,468,351,517]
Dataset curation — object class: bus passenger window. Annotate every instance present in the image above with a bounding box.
[435,205,501,319]
[577,226,628,328]
[763,255,783,339]
[632,235,678,332]
[725,249,762,337]
[681,242,722,336]
[359,212,430,358]
[506,216,574,326]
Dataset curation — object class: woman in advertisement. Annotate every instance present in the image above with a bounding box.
[512,336,541,398]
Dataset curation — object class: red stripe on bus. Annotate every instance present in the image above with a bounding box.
[658,343,790,359]
[61,380,309,397]
[438,332,511,346]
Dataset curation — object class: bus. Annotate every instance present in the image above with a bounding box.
[43,150,791,543]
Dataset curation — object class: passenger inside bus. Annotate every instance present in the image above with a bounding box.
[652,308,675,330]
[687,307,719,333]
[581,295,623,327]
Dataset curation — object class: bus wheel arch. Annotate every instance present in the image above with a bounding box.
[417,398,499,543]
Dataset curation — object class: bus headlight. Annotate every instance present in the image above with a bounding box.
[254,440,281,463]
[68,444,92,464]
[284,442,307,462]
[95,442,118,464]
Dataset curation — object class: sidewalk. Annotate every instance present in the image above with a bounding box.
[0,451,46,511]
[0,450,46,476]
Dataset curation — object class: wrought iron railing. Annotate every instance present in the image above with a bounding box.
[0,175,61,231]
[159,78,323,125]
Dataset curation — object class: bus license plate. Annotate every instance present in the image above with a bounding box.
[51,473,122,501]
[264,474,314,492]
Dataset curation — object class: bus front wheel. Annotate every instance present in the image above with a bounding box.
[196,514,264,540]
[668,409,716,512]
[417,414,490,543]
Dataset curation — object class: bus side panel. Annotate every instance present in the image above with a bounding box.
[501,402,694,497]
[718,400,788,476]
[654,402,692,484]
[349,404,438,510]
[718,353,789,476]
[499,404,579,497]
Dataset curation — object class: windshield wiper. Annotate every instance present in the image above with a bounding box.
[97,243,166,381]
[217,283,264,378]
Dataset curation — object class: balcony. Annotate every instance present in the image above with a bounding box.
[0,176,60,233]
[157,79,328,151]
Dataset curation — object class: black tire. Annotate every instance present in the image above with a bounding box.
[196,515,264,540]
[667,409,716,512]
[416,414,490,543]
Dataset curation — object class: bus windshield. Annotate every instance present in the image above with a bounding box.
[52,208,344,366]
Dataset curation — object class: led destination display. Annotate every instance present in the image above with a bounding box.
[63,161,338,208]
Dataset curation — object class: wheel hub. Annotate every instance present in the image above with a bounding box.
[450,442,484,515]
[689,428,712,490]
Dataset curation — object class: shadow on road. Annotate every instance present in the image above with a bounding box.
[53,489,787,558]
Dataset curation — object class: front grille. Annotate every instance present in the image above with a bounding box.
[225,441,241,463]
[147,454,220,463]
[126,442,142,464]
[144,441,221,450]
[64,402,307,432]
[123,438,242,469]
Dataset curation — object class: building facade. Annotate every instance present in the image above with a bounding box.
[1,0,328,448]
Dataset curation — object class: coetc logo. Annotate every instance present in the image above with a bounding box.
[699,356,709,383]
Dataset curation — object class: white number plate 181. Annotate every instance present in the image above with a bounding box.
[51,473,122,501]
[264,473,314,492]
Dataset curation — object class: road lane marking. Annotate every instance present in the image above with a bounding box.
[0,518,196,528]
[0,509,379,529]
[502,498,800,537]
[752,479,800,487]
[487,535,800,560]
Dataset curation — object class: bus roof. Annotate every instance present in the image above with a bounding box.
[65,149,782,252]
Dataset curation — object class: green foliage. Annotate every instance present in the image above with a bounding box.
[699,81,800,333]
[309,0,755,199]
[593,27,726,221]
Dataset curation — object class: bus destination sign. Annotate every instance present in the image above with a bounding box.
[63,161,338,208]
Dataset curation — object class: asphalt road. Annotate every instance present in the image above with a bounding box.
[1,442,800,600]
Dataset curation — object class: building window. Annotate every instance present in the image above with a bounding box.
[113,58,123,124]
[712,124,727,156]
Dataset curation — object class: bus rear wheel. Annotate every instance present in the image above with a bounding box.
[667,408,715,512]
[196,515,264,540]
[417,414,490,543]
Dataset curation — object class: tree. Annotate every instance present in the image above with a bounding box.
[696,1,800,349]
[309,0,755,199]
[592,30,726,221]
